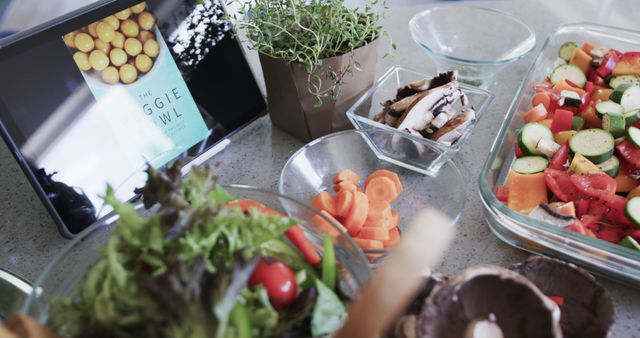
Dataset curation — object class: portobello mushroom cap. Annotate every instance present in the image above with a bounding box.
[510,256,614,338]
[417,265,562,338]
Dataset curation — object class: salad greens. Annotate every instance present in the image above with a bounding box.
[49,163,346,338]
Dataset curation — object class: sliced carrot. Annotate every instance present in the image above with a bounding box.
[365,176,399,203]
[343,190,369,236]
[334,181,357,193]
[531,93,551,110]
[357,227,390,241]
[365,169,403,193]
[311,191,337,216]
[313,211,347,237]
[353,237,383,250]
[524,103,548,123]
[388,210,400,228]
[333,169,360,185]
[363,217,391,229]
[366,200,391,224]
[335,190,354,217]
[383,227,400,248]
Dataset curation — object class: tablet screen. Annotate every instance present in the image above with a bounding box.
[0,0,265,235]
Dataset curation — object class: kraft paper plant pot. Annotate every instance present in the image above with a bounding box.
[260,38,379,141]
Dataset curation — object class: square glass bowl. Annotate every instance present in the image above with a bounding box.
[346,66,494,175]
[479,23,640,285]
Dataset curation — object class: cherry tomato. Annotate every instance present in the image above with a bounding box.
[616,140,640,169]
[543,169,583,202]
[249,257,297,309]
[570,173,616,199]
[549,143,569,170]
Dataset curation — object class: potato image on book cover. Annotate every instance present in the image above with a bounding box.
[64,1,161,86]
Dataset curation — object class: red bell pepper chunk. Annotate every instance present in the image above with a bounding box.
[579,91,591,112]
[515,143,525,158]
[550,109,574,133]
[599,194,633,226]
[596,51,620,78]
[285,225,321,265]
[544,169,584,202]
[548,295,565,307]
[549,143,569,170]
[575,199,591,218]
[225,200,322,265]
[595,225,627,244]
[495,186,509,202]
[584,81,594,95]
[587,68,607,87]
[616,140,640,169]
[570,173,617,199]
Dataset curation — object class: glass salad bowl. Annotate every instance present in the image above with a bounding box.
[346,66,494,175]
[21,185,372,326]
[409,6,536,88]
[479,23,640,285]
[279,129,466,263]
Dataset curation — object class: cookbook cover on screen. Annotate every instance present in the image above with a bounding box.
[62,1,208,169]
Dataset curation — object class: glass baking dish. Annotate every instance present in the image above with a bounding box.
[347,66,494,175]
[479,23,640,285]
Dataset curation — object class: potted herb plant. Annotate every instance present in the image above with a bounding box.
[233,0,388,141]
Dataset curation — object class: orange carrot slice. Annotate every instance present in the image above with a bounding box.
[524,103,548,123]
[365,176,399,203]
[357,227,390,241]
[335,190,354,217]
[313,211,347,237]
[531,93,551,110]
[334,181,358,193]
[388,210,400,229]
[365,169,403,193]
[353,237,383,250]
[343,190,369,236]
[366,200,391,225]
[333,169,360,185]
[383,227,400,248]
[311,191,337,216]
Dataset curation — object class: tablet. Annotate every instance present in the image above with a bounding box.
[0,0,266,237]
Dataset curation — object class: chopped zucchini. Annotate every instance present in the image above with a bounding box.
[550,64,587,88]
[595,100,624,118]
[628,126,640,148]
[602,113,626,138]
[512,156,549,174]
[626,197,640,227]
[596,156,620,177]
[569,129,615,164]
[572,116,585,131]
[558,42,578,62]
[619,236,640,251]
[518,123,554,156]
[625,110,639,125]
[609,84,640,112]
[610,75,640,89]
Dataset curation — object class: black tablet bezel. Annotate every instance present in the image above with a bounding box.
[0,0,266,238]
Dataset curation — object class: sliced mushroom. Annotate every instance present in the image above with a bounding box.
[395,82,460,131]
[430,107,476,144]
[417,265,562,338]
[528,203,576,227]
[511,256,614,338]
[396,70,458,99]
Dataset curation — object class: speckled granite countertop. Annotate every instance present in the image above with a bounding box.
[2,0,640,335]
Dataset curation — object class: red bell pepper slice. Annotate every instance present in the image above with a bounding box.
[515,143,525,158]
[587,68,607,86]
[225,199,322,265]
[495,186,509,202]
[579,91,591,112]
[596,51,620,78]
[548,295,565,307]
[584,81,594,95]
[575,199,591,218]
[550,109,574,133]
[549,143,569,170]
[599,194,632,226]
[544,169,584,202]
[616,140,640,169]
[570,173,617,199]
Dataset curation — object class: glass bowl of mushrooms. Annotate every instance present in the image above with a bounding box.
[346,66,494,175]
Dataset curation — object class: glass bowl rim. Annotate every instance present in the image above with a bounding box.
[278,128,468,253]
[22,184,372,313]
[345,65,495,153]
[408,5,537,65]
[478,22,640,264]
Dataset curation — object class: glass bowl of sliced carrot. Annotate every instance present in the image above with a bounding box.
[279,129,467,263]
